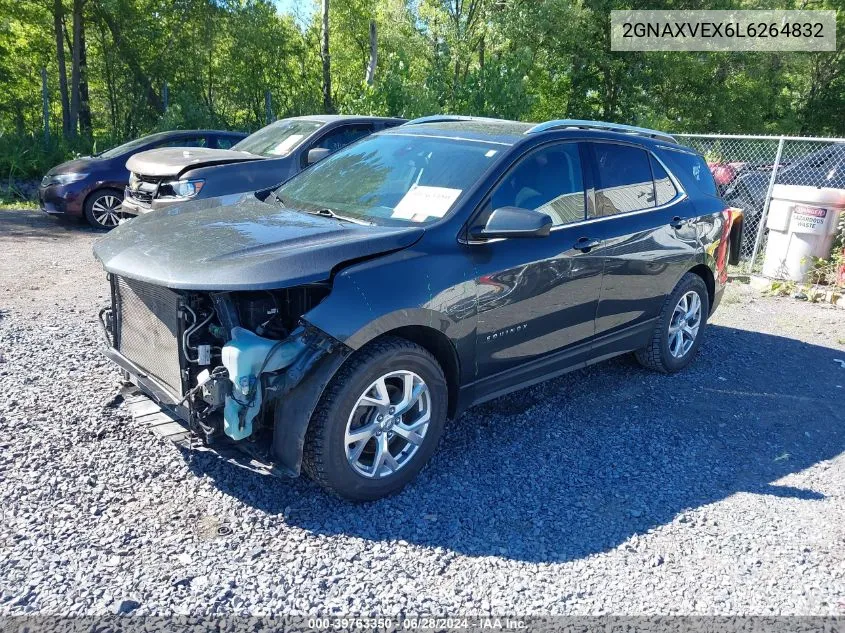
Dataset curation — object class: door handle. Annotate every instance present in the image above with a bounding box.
[573,237,601,253]
[669,216,686,229]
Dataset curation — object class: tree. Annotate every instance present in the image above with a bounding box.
[53,0,71,136]
[321,0,333,113]
[365,20,377,86]
[69,0,84,136]
[2,0,845,184]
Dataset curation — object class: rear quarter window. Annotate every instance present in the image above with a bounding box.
[658,148,718,197]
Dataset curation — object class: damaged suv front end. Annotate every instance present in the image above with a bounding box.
[99,277,348,476]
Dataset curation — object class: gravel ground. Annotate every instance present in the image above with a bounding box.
[1,208,844,617]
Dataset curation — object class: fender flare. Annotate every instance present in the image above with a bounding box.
[269,334,350,476]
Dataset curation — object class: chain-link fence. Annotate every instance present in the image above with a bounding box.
[674,134,845,273]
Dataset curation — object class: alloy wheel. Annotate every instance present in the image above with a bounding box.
[90,194,125,228]
[344,370,431,479]
[668,290,702,358]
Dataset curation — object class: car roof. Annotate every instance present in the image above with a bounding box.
[380,116,685,150]
[384,119,533,145]
[292,115,407,125]
[139,129,246,142]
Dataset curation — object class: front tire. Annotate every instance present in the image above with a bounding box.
[303,337,448,502]
[636,273,709,373]
[84,188,126,230]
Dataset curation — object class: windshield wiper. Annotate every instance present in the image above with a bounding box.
[269,194,373,226]
[305,208,373,226]
[268,189,285,206]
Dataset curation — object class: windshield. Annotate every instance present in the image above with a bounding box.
[98,135,161,158]
[233,119,323,157]
[273,133,504,225]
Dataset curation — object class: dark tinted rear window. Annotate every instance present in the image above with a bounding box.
[589,143,655,216]
[660,148,717,197]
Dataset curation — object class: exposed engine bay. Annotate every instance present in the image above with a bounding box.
[102,276,344,462]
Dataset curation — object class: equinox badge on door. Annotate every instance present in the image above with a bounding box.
[486,323,528,342]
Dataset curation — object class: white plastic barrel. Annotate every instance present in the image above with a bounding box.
[762,184,845,281]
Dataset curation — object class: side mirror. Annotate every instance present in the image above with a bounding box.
[307,147,331,165]
[470,206,553,240]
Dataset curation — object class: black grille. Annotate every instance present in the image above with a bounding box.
[114,276,184,396]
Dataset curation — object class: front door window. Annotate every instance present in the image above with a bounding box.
[490,143,586,226]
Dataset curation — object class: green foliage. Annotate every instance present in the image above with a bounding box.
[0,131,90,185]
[765,279,797,297]
[1,0,844,182]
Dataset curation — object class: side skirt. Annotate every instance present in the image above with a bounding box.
[586,318,656,365]
[456,318,656,415]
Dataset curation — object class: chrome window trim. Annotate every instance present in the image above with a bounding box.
[463,190,689,243]
[463,188,688,243]
[463,141,689,243]
[549,191,688,232]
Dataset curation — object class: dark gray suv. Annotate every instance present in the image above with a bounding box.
[96,117,742,501]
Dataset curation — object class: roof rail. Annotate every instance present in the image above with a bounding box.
[403,115,511,126]
[526,119,677,144]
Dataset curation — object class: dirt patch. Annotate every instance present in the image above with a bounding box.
[0,208,108,314]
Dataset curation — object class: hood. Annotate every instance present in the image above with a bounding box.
[45,156,103,177]
[93,195,425,291]
[126,148,264,178]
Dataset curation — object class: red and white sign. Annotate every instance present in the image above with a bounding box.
[789,204,829,234]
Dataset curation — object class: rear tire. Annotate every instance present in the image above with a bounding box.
[635,273,709,374]
[303,337,448,502]
[84,188,126,230]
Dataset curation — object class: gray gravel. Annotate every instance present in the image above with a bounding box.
[1,209,845,616]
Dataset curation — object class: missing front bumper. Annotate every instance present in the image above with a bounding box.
[122,386,297,479]
[100,304,349,478]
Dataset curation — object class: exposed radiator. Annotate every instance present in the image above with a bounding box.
[114,276,184,396]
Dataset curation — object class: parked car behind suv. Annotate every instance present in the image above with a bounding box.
[38,129,247,229]
[723,142,845,219]
[94,116,742,501]
[121,115,405,217]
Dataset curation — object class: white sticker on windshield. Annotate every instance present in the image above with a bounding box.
[391,186,462,222]
[268,134,304,156]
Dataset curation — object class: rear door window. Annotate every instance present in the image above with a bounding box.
[156,136,208,148]
[588,143,655,217]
